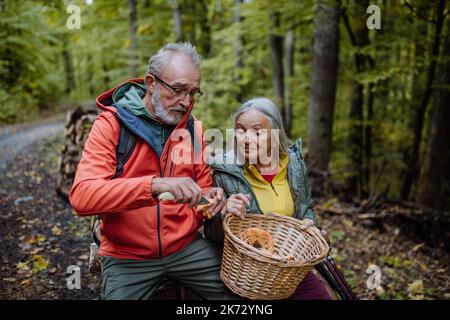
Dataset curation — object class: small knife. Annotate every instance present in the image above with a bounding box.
[158,192,210,206]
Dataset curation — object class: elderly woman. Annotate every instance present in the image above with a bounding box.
[204,97,333,300]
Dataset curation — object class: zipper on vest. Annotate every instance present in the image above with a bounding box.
[270,183,279,197]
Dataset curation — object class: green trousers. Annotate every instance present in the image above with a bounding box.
[101,235,235,300]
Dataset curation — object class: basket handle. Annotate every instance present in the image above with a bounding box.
[266,212,314,230]
[299,220,315,230]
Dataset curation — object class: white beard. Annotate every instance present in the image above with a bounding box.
[152,86,184,125]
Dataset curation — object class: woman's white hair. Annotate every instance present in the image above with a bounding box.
[145,42,202,80]
[232,97,291,155]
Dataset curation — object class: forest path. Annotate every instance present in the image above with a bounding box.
[0,116,65,174]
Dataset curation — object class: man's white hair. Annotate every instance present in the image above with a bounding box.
[145,42,202,80]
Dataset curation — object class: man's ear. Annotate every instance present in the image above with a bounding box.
[145,74,155,94]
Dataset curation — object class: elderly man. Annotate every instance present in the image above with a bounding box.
[70,43,233,300]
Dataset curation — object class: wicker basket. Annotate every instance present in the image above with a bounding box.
[220,213,329,300]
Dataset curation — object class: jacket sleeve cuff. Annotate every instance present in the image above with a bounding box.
[147,175,159,206]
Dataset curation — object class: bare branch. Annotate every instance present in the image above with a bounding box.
[403,0,438,24]
[341,7,358,47]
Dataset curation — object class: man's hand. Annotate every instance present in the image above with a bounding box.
[152,177,202,208]
[226,193,251,219]
[203,187,226,217]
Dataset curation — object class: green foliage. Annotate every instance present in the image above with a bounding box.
[0,0,64,123]
[0,87,37,123]
[0,0,446,203]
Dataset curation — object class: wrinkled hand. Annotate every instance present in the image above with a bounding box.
[301,218,315,228]
[226,193,251,219]
[152,177,202,208]
[203,187,226,217]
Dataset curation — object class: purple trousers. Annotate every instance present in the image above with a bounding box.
[287,271,333,300]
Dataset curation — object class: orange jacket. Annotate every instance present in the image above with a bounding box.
[69,79,212,260]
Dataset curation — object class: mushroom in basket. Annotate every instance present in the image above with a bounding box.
[239,226,296,262]
[239,227,276,255]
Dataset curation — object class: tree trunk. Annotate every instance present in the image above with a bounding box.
[87,54,94,96]
[342,1,371,197]
[400,20,427,198]
[364,82,374,187]
[401,0,446,200]
[416,17,450,208]
[199,0,211,57]
[348,82,364,197]
[307,0,339,172]
[173,0,184,42]
[284,29,294,137]
[62,35,75,94]
[234,0,244,102]
[269,12,285,129]
[102,62,110,89]
[128,0,138,78]
[187,1,196,44]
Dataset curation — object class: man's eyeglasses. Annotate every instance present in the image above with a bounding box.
[152,74,203,101]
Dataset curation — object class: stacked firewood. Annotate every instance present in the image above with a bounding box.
[56,105,98,200]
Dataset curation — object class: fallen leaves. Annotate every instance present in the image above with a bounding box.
[15,254,49,277]
[2,132,448,300]
[14,195,34,206]
[78,254,88,261]
[412,242,426,252]
[26,234,46,245]
[16,262,30,271]
[14,261,34,287]
[51,225,62,236]
[408,280,425,300]
[48,267,57,275]
[29,247,45,255]
[32,255,49,273]
[18,242,32,251]
[0,134,101,299]
[330,230,346,241]
[318,197,450,300]
[321,197,339,210]
[20,278,32,288]
[375,286,386,298]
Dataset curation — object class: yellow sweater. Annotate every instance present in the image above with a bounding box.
[243,154,295,217]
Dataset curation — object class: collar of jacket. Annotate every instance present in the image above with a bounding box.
[114,103,196,162]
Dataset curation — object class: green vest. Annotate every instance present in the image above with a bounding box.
[204,138,317,244]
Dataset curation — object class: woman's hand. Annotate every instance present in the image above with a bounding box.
[299,218,315,229]
[226,193,251,219]
[203,187,227,217]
